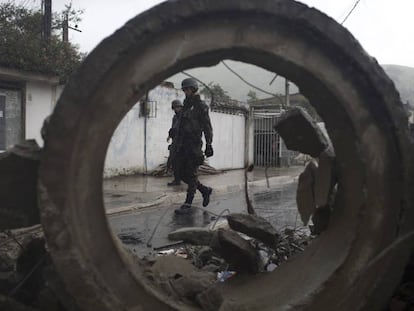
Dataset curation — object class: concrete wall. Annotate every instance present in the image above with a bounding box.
[208,111,245,169]
[25,81,60,146]
[104,104,145,176]
[104,85,247,177]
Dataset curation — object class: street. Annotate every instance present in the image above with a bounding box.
[108,181,301,257]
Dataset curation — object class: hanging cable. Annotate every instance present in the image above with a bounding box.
[341,0,361,25]
[221,61,284,105]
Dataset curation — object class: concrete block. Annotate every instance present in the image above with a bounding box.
[274,108,329,157]
[168,227,214,245]
[227,213,279,248]
[314,148,337,207]
[296,161,318,225]
[210,229,259,274]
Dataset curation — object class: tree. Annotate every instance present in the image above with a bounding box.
[247,90,258,103]
[200,82,231,103]
[0,2,84,82]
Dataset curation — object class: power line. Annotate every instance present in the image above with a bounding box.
[221,61,284,104]
[221,61,277,97]
[341,0,361,25]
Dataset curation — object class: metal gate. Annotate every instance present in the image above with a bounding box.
[253,110,281,167]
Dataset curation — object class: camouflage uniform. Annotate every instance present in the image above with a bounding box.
[174,94,213,205]
[167,113,181,182]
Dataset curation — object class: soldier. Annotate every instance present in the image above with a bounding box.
[174,78,214,215]
[166,99,183,186]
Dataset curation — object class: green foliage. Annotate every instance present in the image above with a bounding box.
[200,82,231,103]
[247,90,258,103]
[53,2,83,31]
[0,2,84,82]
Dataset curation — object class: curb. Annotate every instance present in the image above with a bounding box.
[105,175,298,216]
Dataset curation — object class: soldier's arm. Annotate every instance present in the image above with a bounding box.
[201,104,213,145]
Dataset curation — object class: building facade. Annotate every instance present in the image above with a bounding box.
[0,66,63,150]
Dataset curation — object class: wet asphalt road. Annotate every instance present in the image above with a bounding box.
[108,181,300,257]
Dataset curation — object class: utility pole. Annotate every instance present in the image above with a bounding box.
[62,13,69,43]
[285,78,290,107]
[62,7,82,43]
[43,0,52,42]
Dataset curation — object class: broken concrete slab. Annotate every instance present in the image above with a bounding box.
[196,285,224,311]
[210,229,259,274]
[314,148,337,207]
[150,255,195,280]
[194,246,214,268]
[147,255,197,298]
[296,161,318,225]
[274,107,329,157]
[168,227,214,245]
[0,140,41,230]
[170,271,216,299]
[227,213,279,248]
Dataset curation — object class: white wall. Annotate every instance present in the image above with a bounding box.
[146,87,185,171]
[25,81,56,145]
[104,86,184,177]
[208,112,245,170]
[104,104,144,177]
[104,85,247,177]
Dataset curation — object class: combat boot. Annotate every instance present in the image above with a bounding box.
[201,186,212,207]
[167,180,181,186]
[174,193,194,215]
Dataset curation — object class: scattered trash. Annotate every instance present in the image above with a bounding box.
[117,232,142,245]
[217,271,236,282]
[151,162,222,176]
[266,263,277,272]
[157,247,188,259]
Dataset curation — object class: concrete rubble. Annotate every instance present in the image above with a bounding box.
[0,230,81,311]
[165,214,314,274]
[296,160,318,226]
[210,228,260,274]
[168,227,214,246]
[314,147,337,206]
[151,214,314,310]
[0,140,41,230]
[274,107,329,157]
[275,108,338,235]
[226,213,280,248]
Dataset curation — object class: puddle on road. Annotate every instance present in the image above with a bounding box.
[110,181,305,257]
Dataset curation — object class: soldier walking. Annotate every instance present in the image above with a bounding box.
[166,99,183,186]
[174,78,214,215]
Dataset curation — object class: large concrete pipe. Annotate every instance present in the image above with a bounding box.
[38,0,414,310]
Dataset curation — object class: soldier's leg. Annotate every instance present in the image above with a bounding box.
[197,181,212,207]
[175,158,198,214]
[172,165,181,183]
[184,161,198,205]
[168,157,181,186]
[175,159,197,215]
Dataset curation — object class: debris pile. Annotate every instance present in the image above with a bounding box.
[151,161,222,177]
[0,228,80,311]
[144,213,313,310]
[274,108,338,235]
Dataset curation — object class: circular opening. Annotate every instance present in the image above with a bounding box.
[39,1,410,310]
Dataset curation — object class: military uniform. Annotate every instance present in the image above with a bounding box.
[167,113,181,183]
[174,94,213,206]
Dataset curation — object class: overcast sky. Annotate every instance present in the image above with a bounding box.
[45,0,414,68]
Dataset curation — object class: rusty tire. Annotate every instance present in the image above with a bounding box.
[39,0,414,310]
